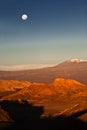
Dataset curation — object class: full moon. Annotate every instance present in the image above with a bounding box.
[22,14,28,20]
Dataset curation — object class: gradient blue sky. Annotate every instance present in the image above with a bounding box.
[0,0,87,66]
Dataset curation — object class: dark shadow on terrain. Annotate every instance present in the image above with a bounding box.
[0,100,43,121]
[0,100,87,130]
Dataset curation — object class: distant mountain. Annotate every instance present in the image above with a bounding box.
[0,59,87,85]
[68,58,87,63]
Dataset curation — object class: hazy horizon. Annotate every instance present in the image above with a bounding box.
[0,0,87,66]
[0,63,56,71]
[0,58,87,71]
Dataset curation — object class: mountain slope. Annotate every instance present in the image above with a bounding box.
[0,59,87,85]
[0,79,87,126]
[0,78,86,100]
[0,80,31,98]
[0,107,12,122]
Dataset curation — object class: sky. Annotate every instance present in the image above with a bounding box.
[0,0,87,69]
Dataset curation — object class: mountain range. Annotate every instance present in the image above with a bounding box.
[0,59,87,85]
[0,59,87,129]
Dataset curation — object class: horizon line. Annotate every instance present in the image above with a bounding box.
[0,63,57,71]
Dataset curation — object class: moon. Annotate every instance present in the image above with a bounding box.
[22,14,28,20]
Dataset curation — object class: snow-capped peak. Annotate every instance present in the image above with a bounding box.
[68,58,87,63]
